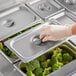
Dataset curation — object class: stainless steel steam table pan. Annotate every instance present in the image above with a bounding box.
[26,0,64,20]
[4,19,64,63]
[0,51,22,76]
[49,9,76,25]
[0,3,40,40]
[13,41,76,76]
[54,0,76,16]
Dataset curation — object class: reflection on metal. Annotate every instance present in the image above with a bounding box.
[32,35,42,45]
[38,2,52,12]
[64,0,76,5]
[2,19,15,28]
[71,73,76,76]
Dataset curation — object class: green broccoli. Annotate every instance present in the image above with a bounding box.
[37,55,47,62]
[9,52,18,59]
[52,48,62,56]
[41,59,51,68]
[27,71,35,76]
[20,60,41,76]
[42,67,51,76]
[33,67,43,76]
[51,61,63,72]
[2,47,12,56]
[56,53,63,62]
[52,48,63,62]
[63,53,73,64]
[2,47,17,59]
[25,60,40,71]
[51,48,63,71]
[19,46,74,76]
[51,56,57,65]
[0,42,3,50]
[0,42,18,59]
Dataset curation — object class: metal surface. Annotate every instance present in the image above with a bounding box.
[13,41,76,76]
[69,36,76,46]
[49,10,76,25]
[68,71,76,76]
[0,51,22,76]
[0,4,40,40]
[14,62,27,76]
[27,0,63,20]
[55,0,76,15]
[4,20,64,62]
[32,35,42,45]
[0,0,76,76]
[48,60,76,76]
[64,0,76,5]
[0,0,19,11]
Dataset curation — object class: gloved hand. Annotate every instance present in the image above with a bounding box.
[40,23,72,42]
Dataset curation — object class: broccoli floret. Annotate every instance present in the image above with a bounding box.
[53,48,62,56]
[56,53,63,62]
[51,56,57,65]
[42,67,51,76]
[0,42,3,50]
[2,47,17,59]
[51,48,63,64]
[33,67,43,76]
[2,47,12,56]
[51,61,63,72]
[25,60,40,71]
[63,53,73,64]
[9,52,18,59]
[41,59,51,68]
[52,48,62,61]
[20,60,41,76]
[27,71,35,76]
[0,42,17,59]
[37,55,47,62]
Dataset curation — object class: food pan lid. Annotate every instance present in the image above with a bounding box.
[0,4,40,40]
[5,19,65,63]
[0,0,20,11]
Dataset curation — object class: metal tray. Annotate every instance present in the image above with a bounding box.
[13,41,76,76]
[0,0,19,11]
[69,36,76,46]
[67,70,76,76]
[0,3,40,40]
[55,0,76,15]
[0,51,22,76]
[49,9,76,25]
[2,20,43,63]
[26,0,64,20]
[48,60,76,76]
[14,62,27,76]
[4,19,64,62]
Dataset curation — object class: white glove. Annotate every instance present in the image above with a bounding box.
[40,23,72,42]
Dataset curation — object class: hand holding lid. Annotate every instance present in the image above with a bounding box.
[40,23,72,42]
